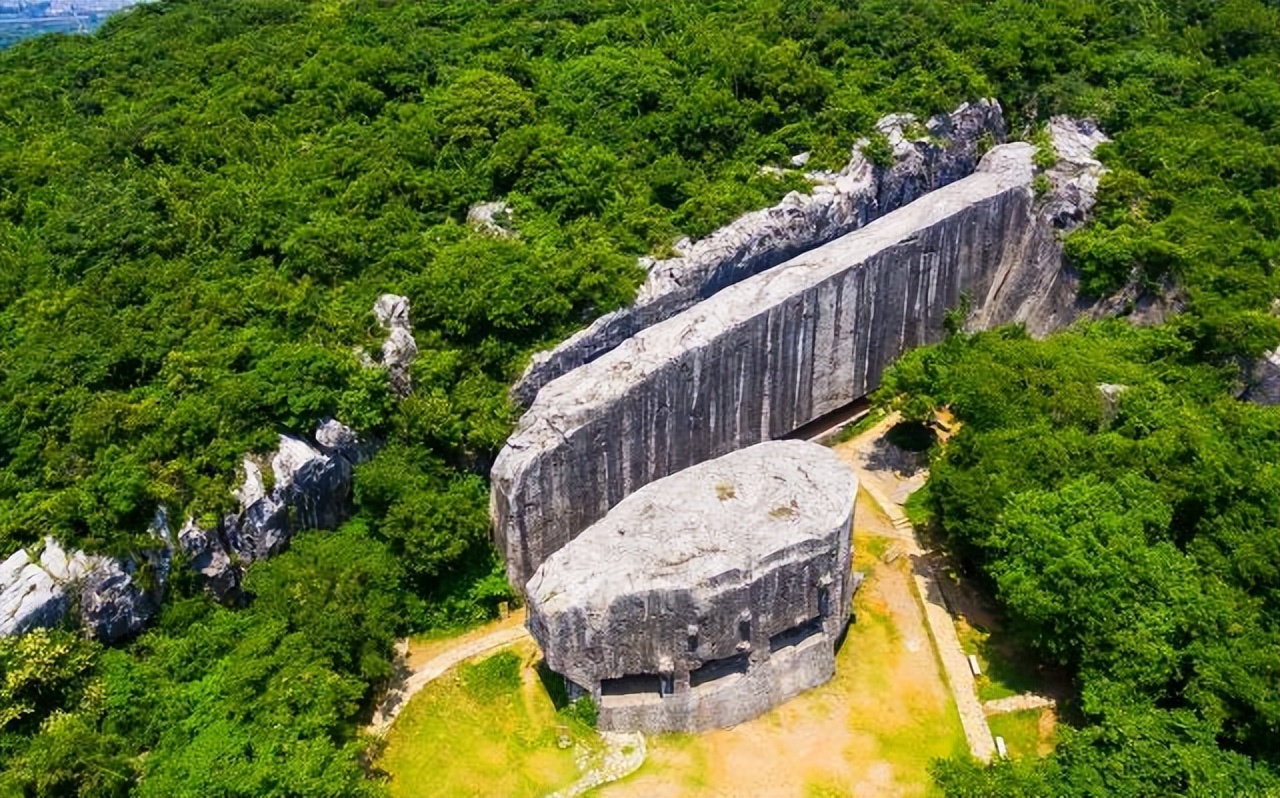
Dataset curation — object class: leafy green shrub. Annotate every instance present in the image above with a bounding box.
[1030,125,1058,170]
[558,696,598,729]
[860,131,895,167]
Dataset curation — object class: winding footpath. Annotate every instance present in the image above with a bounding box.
[368,618,648,797]
[368,622,531,734]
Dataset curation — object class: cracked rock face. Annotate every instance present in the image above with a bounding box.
[527,440,857,733]
[374,293,417,399]
[4,294,390,639]
[2,416,364,636]
[1,530,168,643]
[1243,349,1280,405]
[493,140,1076,589]
[0,540,89,636]
[178,515,239,600]
[185,419,363,602]
[510,99,1008,406]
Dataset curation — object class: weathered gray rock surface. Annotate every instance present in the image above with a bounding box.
[0,526,168,642]
[0,416,367,641]
[1243,348,1280,405]
[467,200,517,238]
[375,293,417,399]
[181,418,364,601]
[0,539,90,637]
[493,126,1108,589]
[4,294,414,639]
[527,440,856,733]
[510,100,1008,406]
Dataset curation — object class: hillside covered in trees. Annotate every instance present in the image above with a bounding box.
[0,0,1276,795]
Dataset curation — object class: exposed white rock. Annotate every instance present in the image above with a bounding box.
[315,417,363,457]
[1,535,164,642]
[527,440,857,733]
[1098,383,1129,423]
[179,420,366,602]
[1,542,77,636]
[493,131,1111,589]
[467,200,517,238]
[234,456,266,509]
[77,550,167,643]
[177,515,238,600]
[272,435,323,493]
[1243,348,1280,405]
[968,116,1112,336]
[374,293,417,398]
[510,99,1009,406]
[373,293,412,329]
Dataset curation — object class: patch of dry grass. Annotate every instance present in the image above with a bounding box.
[989,708,1056,759]
[378,640,589,798]
[594,533,968,798]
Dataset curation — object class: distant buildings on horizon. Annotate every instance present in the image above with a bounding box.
[0,0,149,49]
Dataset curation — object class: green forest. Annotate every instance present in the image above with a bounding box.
[0,0,1276,795]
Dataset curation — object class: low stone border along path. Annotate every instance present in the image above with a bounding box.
[547,731,647,798]
[368,624,531,734]
[833,414,998,762]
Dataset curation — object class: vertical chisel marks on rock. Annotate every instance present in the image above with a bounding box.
[494,124,1107,591]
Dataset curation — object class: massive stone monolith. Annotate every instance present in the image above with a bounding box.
[526,440,856,733]
[509,99,1008,406]
[492,123,1106,589]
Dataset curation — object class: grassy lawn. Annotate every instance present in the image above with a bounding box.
[989,708,1055,759]
[902,481,934,530]
[377,640,593,798]
[595,533,969,798]
[379,531,968,797]
[827,407,887,445]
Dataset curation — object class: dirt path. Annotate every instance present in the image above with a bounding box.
[831,415,997,762]
[369,617,532,734]
[593,532,963,798]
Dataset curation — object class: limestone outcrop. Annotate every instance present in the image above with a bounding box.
[526,440,856,733]
[1243,349,1280,405]
[179,418,364,601]
[0,523,168,643]
[2,417,367,638]
[493,125,1108,589]
[510,100,1008,406]
[375,293,417,399]
[467,200,517,238]
[1,539,92,637]
[3,294,415,640]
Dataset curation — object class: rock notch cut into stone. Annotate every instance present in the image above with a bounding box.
[526,440,857,733]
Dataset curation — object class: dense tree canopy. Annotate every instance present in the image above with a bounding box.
[0,0,1276,794]
[879,323,1279,796]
